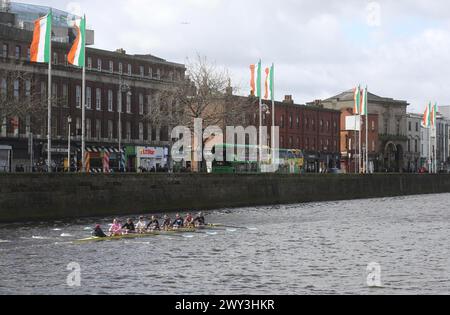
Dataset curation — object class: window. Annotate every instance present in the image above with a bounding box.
[76,117,81,136]
[326,121,330,131]
[128,64,132,76]
[372,140,375,152]
[139,93,144,115]
[289,115,293,129]
[280,115,284,128]
[371,120,375,131]
[148,67,153,79]
[15,45,21,59]
[296,116,300,129]
[96,88,102,110]
[312,119,315,131]
[407,139,411,152]
[396,119,401,136]
[415,139,418,153]
[109,61,114,73]
[126,121,131,140]
[25,80,31,98]
[320,120,323,130]
[62,84,68,107]
[51,82,57,106]
[384,118,388,134]
[53,52,58,65]
[118,62,123,74]
[27,48,30,61]
[40,82,46,100]
[280,136,284,148]
[97,59,102,71]
[86,87,92,109]
[147,95,152,115]
[408,121,412,132]
[108,120,113,140]
[126,93,131,113]
[13,80,19,100]
[289,136,293,148]
[96,119,102,139]
[76,85,81,108]
[2,43,8,57]
[140,66,144,78]
[108,90,113,112]
[86,118,91,140]
[87,57,92,69]
[139,122,144,141]
[156,69,161,80]
[147,124,152,141]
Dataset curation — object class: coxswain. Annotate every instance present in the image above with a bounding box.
[135,216,147,234]
[184,213,194,227]
[121,218,136,234]
[92,224,107,238]
[146,216,161,231]
[109,218,122,236]
[172,213,184,229]
[193,212,206,227]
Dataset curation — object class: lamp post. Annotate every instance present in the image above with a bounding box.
[118,76,131,172]
[67,115,72,172]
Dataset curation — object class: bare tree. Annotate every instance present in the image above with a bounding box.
[143,54,253,130]
[0,68,48,135]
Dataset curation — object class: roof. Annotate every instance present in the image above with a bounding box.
[323,89,409,106]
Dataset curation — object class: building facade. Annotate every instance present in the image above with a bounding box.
[0,8,185,172]
[316,90,409,172]
[237,95,341,173]
[406,113,422,172]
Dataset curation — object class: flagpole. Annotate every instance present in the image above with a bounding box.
[81,14,86,173]
[365,87,369,174]
[47,11,52,173]
[271,63,275,164]
[358,115,362,173]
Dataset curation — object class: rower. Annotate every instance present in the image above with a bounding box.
[109,218,122,236]
[121,218,136,234]
[193,212,206,227]
[172,213,184,229]
[162,215,171,230]
[146,216,160,231]
[135,216,147,234]
[92,224,107,238]
[184,213,194,227]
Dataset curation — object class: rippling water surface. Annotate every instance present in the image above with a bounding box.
[0,193,449,295]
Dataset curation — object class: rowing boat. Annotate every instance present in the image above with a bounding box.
[73,227,204,244]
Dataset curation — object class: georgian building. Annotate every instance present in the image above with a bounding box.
[0,6,185,172]
[315,90,409,172]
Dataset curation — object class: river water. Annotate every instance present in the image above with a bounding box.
[0,193,449,295]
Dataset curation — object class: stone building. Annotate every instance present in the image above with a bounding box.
[314,89,409,172]
[0,4,185,172]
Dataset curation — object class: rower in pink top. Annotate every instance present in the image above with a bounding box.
[109,218,122,236]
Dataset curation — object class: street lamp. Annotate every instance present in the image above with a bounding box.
[67,115,72,173]
[118,76,131,172]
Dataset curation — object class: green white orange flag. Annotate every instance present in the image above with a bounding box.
[68,16,86,68]
[264,64,274,101]
[353,86,361,115]
[430,102,438,128]
[30,12,52,63]
[421,103,431,128]
[250,60,262,98]
[360,86,368,116]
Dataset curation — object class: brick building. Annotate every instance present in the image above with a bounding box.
[0,7,185,172]
[235,95,341,173]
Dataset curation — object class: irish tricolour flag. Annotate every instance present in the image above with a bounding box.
[68,17,86,68]
[264,64,274,101]
[30,12,52,63]
[250,60,262,98]
[421,103,431,128]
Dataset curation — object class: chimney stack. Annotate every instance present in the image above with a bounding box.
[283,95,294,104]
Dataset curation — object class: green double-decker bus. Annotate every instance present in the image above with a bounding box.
[211,143,304,174]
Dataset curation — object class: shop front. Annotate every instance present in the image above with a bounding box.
[0,145,12,173]
[83,146,124,173]
[136,146,168,172]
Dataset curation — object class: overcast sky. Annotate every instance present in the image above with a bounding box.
[23,0,450,113]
